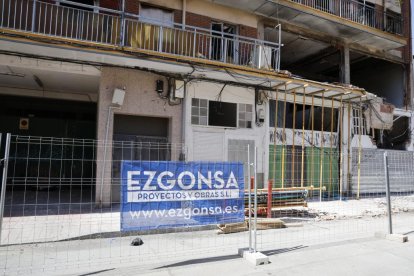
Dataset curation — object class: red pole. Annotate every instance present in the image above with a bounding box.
[267,180,272,218]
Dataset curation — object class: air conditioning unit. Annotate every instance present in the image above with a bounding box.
[254,45,273,70]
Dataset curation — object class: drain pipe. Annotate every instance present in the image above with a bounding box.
[180,81,187,161]
[99,105,118,207]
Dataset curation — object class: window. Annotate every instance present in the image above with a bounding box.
[60,0,96,11]
[211,22,237,63]
[191,98,252,128]
[140,4,174,27]
[386,10,402,34]
[238,104,253,128]
[352,108,367,135]
[208,101,237,127]
[357,0,375,27]
[269,100,338,131]
[191,98,208,126]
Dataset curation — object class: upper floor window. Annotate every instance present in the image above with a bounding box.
[140,4,174,27]
[60,0,98,12]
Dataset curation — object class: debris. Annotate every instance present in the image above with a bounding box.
[255,218,285,230]
[217,222,248,234]
[131,237,144,246]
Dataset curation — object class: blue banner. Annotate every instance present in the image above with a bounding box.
[121,161,245,231]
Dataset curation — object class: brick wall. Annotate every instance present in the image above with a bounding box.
[100,0,119,10]
[126,0,139,14]
[239,25,258,39]
[174,10,182,25]
[186,12,211,29]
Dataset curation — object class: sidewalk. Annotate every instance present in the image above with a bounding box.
[71,236,414,276]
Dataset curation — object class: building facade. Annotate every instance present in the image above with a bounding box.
[0,0,411,205]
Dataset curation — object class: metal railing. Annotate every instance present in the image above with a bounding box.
[291,0,403,35]
[0,0,281,71]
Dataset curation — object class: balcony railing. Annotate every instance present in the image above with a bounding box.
[0,0,281,71]
[291,0,403,35]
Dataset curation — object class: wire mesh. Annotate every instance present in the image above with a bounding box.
[0,135,250,275]
[0,130,413,275]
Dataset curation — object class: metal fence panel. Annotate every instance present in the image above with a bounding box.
[0,134,413,275]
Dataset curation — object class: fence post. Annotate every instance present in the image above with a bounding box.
[0,133,11,245]
[253,146,258,252]
[247,144,252,252]
[383,151,393,234]
[267,180,272,218]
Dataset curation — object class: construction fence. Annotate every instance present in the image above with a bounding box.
[0,133,413,275]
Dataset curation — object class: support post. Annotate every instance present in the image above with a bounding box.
[272,90,279,194]
[383,151,393,235]
[0,133,11,245]
[319,93,325,201]
[239,146,269,265]
[357,97,363,199]
[338,96,344,200]
[340,45,350,85]
[281,85,287,189]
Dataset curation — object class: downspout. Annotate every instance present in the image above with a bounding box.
[180,82,187,161]
[177,0,188,162]
[182,0,186,29]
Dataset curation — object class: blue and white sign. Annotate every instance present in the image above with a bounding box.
[121,161,245,231]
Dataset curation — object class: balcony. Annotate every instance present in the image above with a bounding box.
[0,0,281,71]
[291,0,403,35]
[213,0,406,52]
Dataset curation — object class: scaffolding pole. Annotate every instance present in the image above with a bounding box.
[357,97,363,199]
[301,87,306,188]
[272,90,279,189]
[329,98,335,198]
[339,96,344,200]
[281,84,288,189]
[319,92,325,201]
[292,90,297,187]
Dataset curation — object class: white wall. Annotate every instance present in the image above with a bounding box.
[184,81,269,184]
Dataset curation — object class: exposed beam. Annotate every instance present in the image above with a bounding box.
[327,92,346,99]
[307,89,328,96]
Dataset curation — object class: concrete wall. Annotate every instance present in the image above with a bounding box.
[95,67,183,205]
